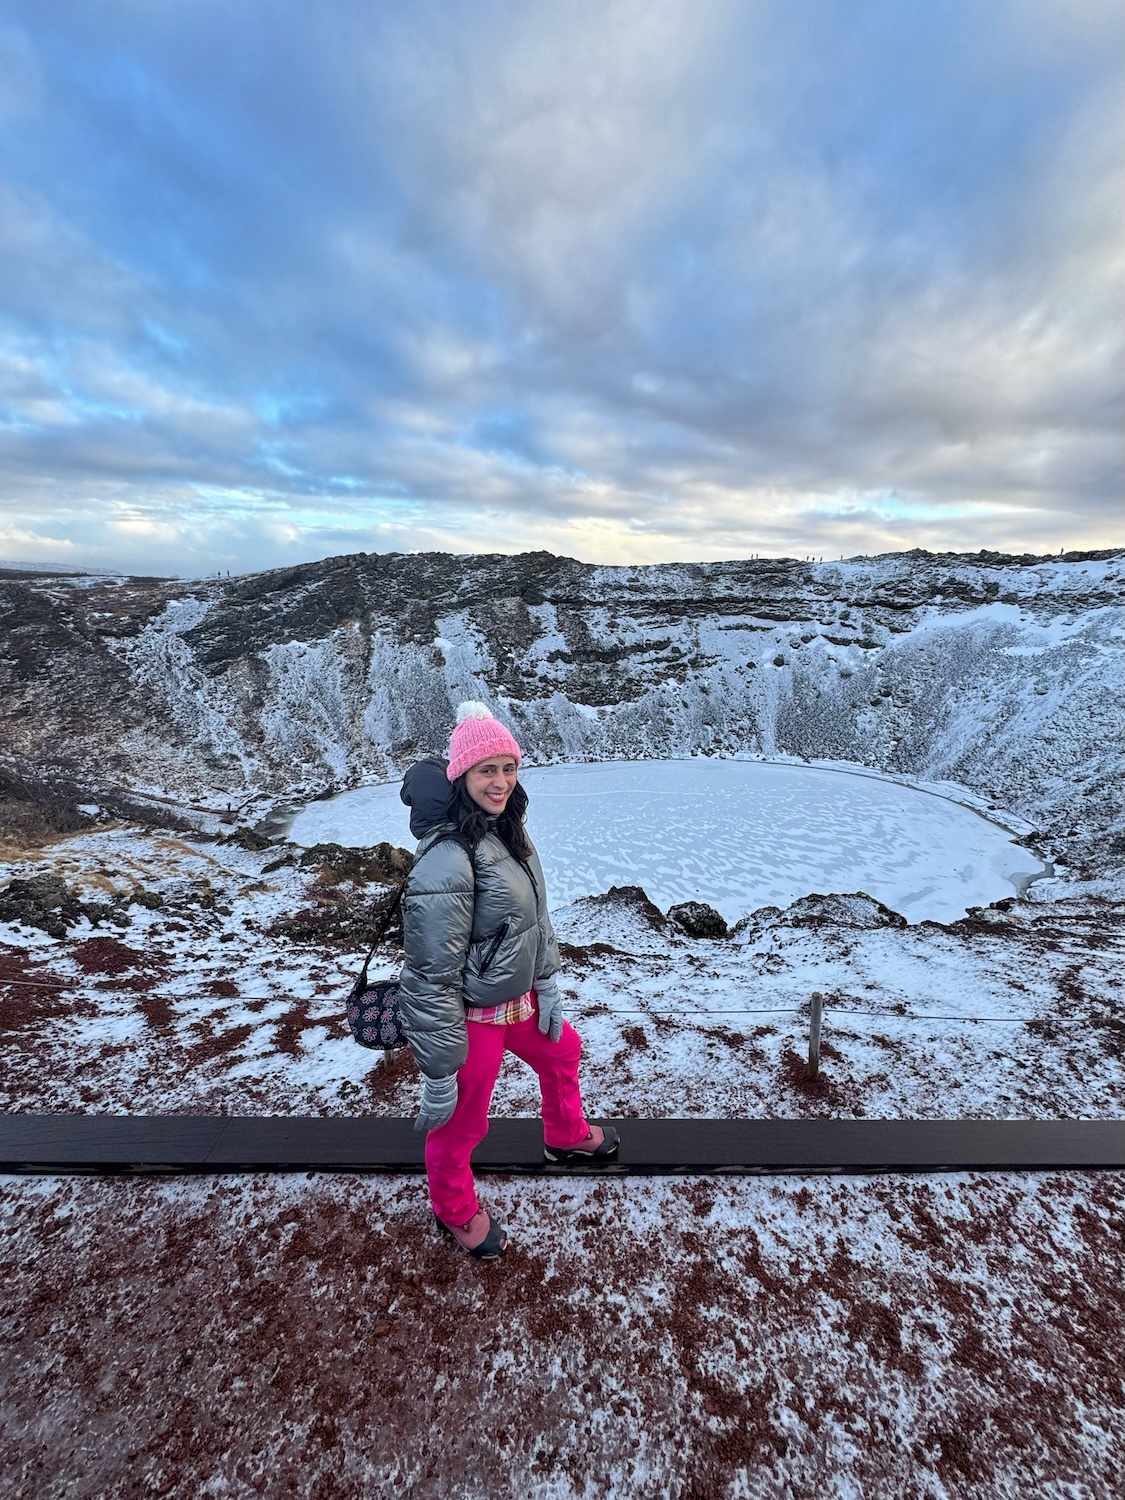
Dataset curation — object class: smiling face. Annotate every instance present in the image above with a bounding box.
[464,756,519,814]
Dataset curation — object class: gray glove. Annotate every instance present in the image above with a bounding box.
[535,976,566,1044]
[414,1074,459,1133]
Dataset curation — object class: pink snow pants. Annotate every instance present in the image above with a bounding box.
[425,1000,590,1227]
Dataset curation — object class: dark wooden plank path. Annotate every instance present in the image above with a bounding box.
[1,1116,1123,1174]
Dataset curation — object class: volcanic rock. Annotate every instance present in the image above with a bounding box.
[296,842,413,884]
[777,893,908,929]
[585,885,668,929]
[0,876,86,938]
[668,901,729,939]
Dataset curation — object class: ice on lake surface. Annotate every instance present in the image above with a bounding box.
[287,759,1045,925]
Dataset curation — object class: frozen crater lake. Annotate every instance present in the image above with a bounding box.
[287,759,1045,926]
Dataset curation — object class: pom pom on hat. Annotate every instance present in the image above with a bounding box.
[447,701,522,782]
[455,701,493,724]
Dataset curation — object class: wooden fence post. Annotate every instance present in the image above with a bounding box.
[807,991,824,1081]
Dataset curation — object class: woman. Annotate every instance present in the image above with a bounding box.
[398,702,619,1260]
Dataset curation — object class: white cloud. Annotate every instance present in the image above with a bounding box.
[0,0,1120,573]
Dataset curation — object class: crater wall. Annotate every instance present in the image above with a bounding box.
[0,549,1120,878]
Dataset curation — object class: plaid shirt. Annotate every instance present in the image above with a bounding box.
[465,989,536,1027]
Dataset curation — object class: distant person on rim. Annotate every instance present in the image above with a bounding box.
[397,702,619,1259]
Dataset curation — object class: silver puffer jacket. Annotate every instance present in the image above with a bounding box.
[398,821,561,1079]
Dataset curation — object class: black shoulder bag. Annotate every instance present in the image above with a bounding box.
[344,890,410,1053]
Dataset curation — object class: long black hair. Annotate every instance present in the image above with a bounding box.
[445,775,533,862]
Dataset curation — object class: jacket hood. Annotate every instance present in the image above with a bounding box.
[400,756,452,838]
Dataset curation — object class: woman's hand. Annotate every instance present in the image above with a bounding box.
[535,976,566,1044]
[414,1075,459,1132]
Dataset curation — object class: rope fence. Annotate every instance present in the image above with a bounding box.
[573,1005,1040,1023]
[0,968,1068,1047]
[0,966,1056,1026]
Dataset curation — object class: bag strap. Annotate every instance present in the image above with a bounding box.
[355,886,404,992]
[355,830,475,991]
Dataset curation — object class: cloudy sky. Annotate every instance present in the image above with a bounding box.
[0,0,1121,576]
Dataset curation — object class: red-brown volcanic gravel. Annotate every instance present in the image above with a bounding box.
[2,1170,1122,1499]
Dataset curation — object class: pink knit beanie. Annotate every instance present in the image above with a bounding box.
[446,701,522,782]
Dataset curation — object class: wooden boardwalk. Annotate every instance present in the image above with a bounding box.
[1,1116,1123,1175]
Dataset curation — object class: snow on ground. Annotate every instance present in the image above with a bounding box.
[0,824,1119,1122]
[1,1169,1122,1498]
